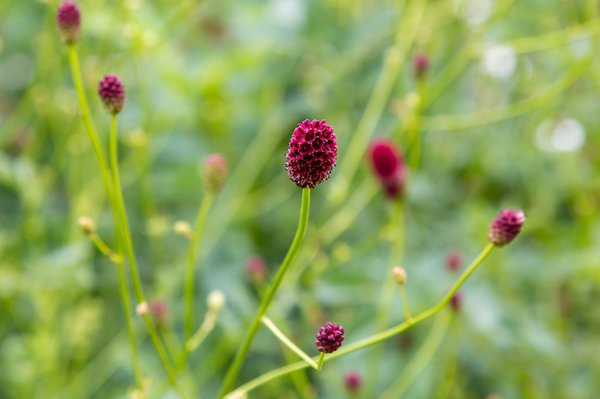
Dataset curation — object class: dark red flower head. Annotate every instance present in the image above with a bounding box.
[56,1,81,44]
[368,139,406,199]
[246,256,267,283]
[203,154,228,193]
[413,53,430,80]
[98,75,125,114]
[286,119,337,189]
[315,322,344,353]
[488,209,526,247]
[450,292,462,311]
[446,250,462,273]
[344,371,362,393]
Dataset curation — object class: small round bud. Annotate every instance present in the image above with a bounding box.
[413,53,430,80]
[56,1,81,45]
[488,209,526,247]
[286,119,337,189]
[78,216,96,235]
[450,292,462,311]
[246,256,267,283]
[202,154,228,193]
[391,266,407,285]
[136,302,149,316]
[368,139,406,200]
[174,220,193,239]
[207,290,226,312]
[150,300,169,328]
[315,322,345,353]
[344,371,362,393]
[445,250,462,273]
[98,75,125,114]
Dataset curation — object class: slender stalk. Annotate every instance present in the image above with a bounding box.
[380,312,450,399]
[316,353,325,371]
[261,317,318,370]
[184,193,215,341]
[67,45,144,389]
[109,115,187,398]
[219,188,311,397]
[399,285,413,321]
[224,243,495,398]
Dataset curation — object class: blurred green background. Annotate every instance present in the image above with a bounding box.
[1,0,599,398]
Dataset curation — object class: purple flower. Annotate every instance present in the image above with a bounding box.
[368,139,406,199]
[246,256,267,283]
[446,250,462,273]
[286,119,337,189]
[488,209,526,247]
[56,1,81,44]
[344,371,362,393]
[203,154,228,193]
[413,53,430,80]
[315,322,344,353]
[450,292,462,311]
[98,75,125,114]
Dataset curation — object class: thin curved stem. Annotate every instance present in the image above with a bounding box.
[184,193,215,341]
[218,188,311,397]
[261,317,318,369]
[224,243,495,398]
[109,115,188,398]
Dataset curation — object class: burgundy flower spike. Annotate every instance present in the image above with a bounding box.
[315,322,345,353]
[98,75,125,114]
[286,119,337,189]
[488,209,526,247]
[368,139,406,199]
[56,1,81,44]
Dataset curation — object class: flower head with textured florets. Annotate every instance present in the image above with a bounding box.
[488,209,526,247]
[98,75,125,115]
[315,322,344,353]
[56,1,81,44]
[286,119,337,189]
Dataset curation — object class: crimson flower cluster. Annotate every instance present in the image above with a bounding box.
[368,139,406,199]
[315,322,345,353]
[98,75,125,115]
[286,119,337,189]
[488,209,526,247]
[56,1,81,44]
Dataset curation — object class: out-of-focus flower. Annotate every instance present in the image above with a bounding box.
[446,250,462,273]
[412,53,430,80]
[246,256,268,284]
[56,1,81,44]
[344,371,362,393]
[368,139,406,199]
[202,154,228,193]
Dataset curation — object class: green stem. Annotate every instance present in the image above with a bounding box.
[316,353,325,372]
[67,45,144,389]
[399,284,413,321]
[109,115,187,398]
[380,311,450,399]
[261,317,318,370]
[224,243,495,397]
[184,193,215,341]
[218,188,311,397]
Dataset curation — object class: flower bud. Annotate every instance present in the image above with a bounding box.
[488,209,526,247]
[315,322,345,353]
[202,154,228,193]
[56,1,81,45]
[344,371,362,393]
[450,292,462,311]
[207,290,226,312]
[368,139,406,199]
[78,216,96,235]
[174,220,193,239]
[391,266,407,285]
[445,250,462,273]
[413,53,429,80]
[136,302,149,316]
[286,119,337,189]
[246,256,267,283]
[98,75,125,114]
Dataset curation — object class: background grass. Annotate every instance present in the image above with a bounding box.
[1,0,599,398]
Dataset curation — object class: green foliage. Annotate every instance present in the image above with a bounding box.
[1,0,599,398]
